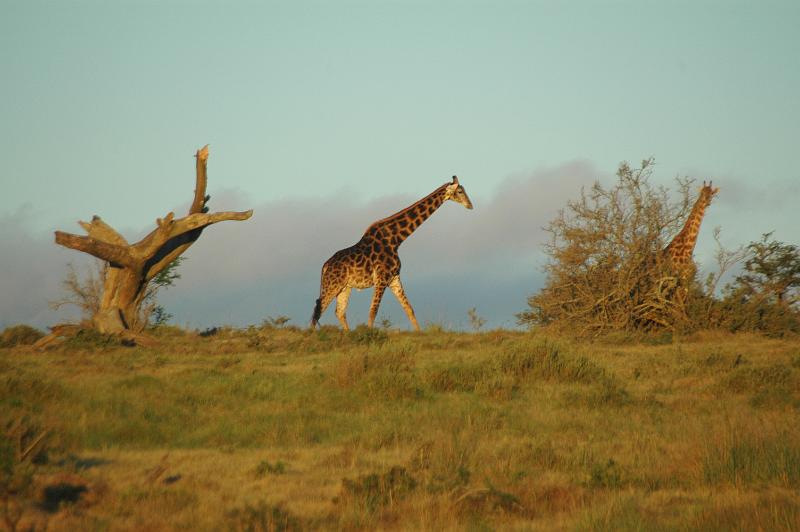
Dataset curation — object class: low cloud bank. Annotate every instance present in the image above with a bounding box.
[0,205,87,329]
[5,161,791,331]
[156,161,596,330]
[1,162,596,330]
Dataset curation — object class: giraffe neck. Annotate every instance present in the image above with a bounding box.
[666,195,709,266]
[363,183,449,247]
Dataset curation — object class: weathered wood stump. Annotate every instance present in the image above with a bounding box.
[37,145,252,346]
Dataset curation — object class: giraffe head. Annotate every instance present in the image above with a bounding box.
[444,176,473,209]
[698,181,719,208]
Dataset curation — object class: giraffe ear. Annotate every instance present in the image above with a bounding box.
[452,175,459,185]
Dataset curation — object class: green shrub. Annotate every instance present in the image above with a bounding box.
[426,363,488,393]
[227,501,301,531]
[426,342,615,400]
[63,329,124,350]
[749,387,797,409]
[501,343,607,384]
[690,492,800,532]
[348,325,388,345]
[338,466,416,511]
[0,325,44,347]
[577,496,663,532]
[703,428,800,487]
[588,459,626,489]
[254,460,286,477]
[715,295,800,337]
[454,483,526,516]
[561,378,632,409]
[332,344,420,399]
[724,364,795,393]
[595,379,632,406]
[424,322,448,334]
[711,233,800,336]
[0,434,14,479]
[149,325,187,338]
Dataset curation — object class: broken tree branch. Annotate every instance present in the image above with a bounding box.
[189,144,209,215]
[54,232,138,269]
[79,215,129,245]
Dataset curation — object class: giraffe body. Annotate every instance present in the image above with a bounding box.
[311,176,473,331]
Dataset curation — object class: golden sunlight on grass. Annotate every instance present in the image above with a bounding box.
[2,326,799,530]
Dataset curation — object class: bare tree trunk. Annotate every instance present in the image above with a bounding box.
[43,145,252,342]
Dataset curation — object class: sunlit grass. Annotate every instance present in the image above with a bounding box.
[1,327,798,530]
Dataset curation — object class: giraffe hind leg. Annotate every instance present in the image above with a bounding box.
[389,276,420,331]
[335,287,352,331]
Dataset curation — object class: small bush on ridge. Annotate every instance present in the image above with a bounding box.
[0,325,44,348]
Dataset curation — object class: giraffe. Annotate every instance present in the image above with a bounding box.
[663,181,719,289]
[310,176,473,331]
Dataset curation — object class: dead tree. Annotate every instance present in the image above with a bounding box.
[44,145,252,342]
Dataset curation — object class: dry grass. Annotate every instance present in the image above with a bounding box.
[1,327,799,530]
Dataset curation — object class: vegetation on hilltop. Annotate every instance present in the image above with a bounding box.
[520,160,800,337]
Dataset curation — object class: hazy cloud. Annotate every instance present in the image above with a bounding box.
[0,162,598,330]
[0,206,87,329]
[157,160,598,329]
[5,160,793,332]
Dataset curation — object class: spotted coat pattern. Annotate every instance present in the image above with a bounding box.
[311,176,473,331]
[664,181,719,279]
[660,181,720,311]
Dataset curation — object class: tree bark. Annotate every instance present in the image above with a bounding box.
[50,145,253,337]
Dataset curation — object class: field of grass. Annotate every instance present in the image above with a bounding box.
[2,326,800,531]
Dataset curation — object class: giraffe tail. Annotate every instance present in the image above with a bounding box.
[311,262,329,328]
[310,297,322,328]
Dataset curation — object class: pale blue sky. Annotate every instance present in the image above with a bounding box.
[1,1,798,329]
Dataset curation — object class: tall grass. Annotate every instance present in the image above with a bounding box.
[0,327,798,530]
[703,426,800,487]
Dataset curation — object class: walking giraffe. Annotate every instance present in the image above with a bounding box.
[310,176,473,331]
[664,181,719,292]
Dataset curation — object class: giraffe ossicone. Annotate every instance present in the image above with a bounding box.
[310,176,473,331]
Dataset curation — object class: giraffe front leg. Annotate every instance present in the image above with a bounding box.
[389,276,420,332]
[335,287,352,331]
[367,285,387,328]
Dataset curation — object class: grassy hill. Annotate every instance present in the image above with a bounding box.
[2,326,799,530]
